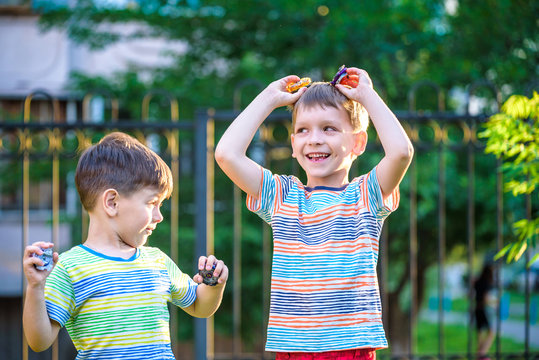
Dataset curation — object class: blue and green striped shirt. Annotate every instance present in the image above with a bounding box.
[44,245,198,359]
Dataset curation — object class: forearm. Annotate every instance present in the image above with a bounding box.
[23,285,60,352]
[361,88,413,197]
[215,92,276,196]
[187,284,226,318]
[216,92,275,160]
[215,75,304,196]
[362,89,413,162]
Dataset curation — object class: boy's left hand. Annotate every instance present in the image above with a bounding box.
[194,255,228,286]
[335,67,374,103]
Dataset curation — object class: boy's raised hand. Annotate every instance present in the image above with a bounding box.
[194,255,228,286]
[214,74,307,200]
[263,75,308,109]
[334,67,374,103]
[23,242,58,287]
[336,66,414,200]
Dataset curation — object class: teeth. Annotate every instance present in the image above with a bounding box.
[307,153,329,159]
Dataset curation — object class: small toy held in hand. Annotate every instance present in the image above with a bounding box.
[199,263,219,286]
[33,247,53,271]
[331,65,359,88]
[286,77,312,93]
[331,65,348,86]
[340,74,359,88]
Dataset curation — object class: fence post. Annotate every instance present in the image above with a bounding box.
[466,80,503,360]
[21,89,61,360]
[407,80,444,356]
[80,90,119,243]
[232,79,264,357]
[141,89,182,350]
[195,109,215,360]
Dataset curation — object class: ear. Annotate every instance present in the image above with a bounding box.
[290,134,297,158]
[352,131,368,156]
[102,189,120,217]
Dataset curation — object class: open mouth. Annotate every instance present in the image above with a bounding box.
[306,153,329,162]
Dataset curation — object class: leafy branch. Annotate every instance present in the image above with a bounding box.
[479,92,539,266]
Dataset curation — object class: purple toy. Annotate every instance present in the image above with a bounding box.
[331,65,348,86]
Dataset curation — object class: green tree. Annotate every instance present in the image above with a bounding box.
[36,0,537,113]
[479,93,539,265]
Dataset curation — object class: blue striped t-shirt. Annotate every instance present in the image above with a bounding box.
[247,166,399,352]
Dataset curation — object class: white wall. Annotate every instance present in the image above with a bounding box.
[0,14,186,98]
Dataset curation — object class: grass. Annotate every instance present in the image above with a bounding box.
[447,291,539,324]
[378,320,537,356]
[414,321,537,353]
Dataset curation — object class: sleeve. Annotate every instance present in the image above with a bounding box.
[245,167,279,225]
[44,261,75,327]
[164,254,199,308]
[364,166,400,220]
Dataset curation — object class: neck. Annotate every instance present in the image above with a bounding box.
[306,169,350,188]
[85,216,137,259]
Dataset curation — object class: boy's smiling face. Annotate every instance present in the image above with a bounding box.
[291,104,367,188]
[113,187,165,249]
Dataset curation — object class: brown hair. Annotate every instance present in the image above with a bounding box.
[290,82,369,132]
[75,132,173,211]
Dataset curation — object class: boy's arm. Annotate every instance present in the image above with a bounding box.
[23,286,61,351]
[182,284,226,318]
[22,242,61,352]
[215,75,306,199]
[337,68,414,199]
[183,256,228,318]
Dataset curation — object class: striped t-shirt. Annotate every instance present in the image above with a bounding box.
[247,166,399,352]
[44,245,198,359]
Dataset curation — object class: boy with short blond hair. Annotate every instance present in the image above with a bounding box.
[23,132,228,359]
[215,67,413,359]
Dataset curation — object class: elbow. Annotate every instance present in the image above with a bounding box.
[26,339,51,353]
[215,143,241,170]
[30,345,49,353]
[404,141,414,163]
[214,144,226,167]
[23,325,54,352]
[191,308,218,319]
[199,310,217,319]
[394,141,414,166]
[214,142,233,169]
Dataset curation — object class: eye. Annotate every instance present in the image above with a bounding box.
[295,127,308,134]
[324,126,337,132]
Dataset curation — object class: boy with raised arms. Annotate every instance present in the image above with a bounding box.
[215,67,413,359]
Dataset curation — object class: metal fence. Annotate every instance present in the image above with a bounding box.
[0,84,537,360]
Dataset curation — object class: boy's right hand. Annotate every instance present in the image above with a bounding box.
[23,242,58,288]
[262,75,308,109]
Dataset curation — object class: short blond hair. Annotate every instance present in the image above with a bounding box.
[290,82,369,132]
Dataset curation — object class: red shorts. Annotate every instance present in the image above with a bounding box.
[275,348,376,360]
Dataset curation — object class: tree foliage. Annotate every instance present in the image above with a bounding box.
[36,0,538,114]
[480,93,539,265]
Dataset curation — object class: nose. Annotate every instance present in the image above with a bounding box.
[307,128,324,145]
[153,207,164,223]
